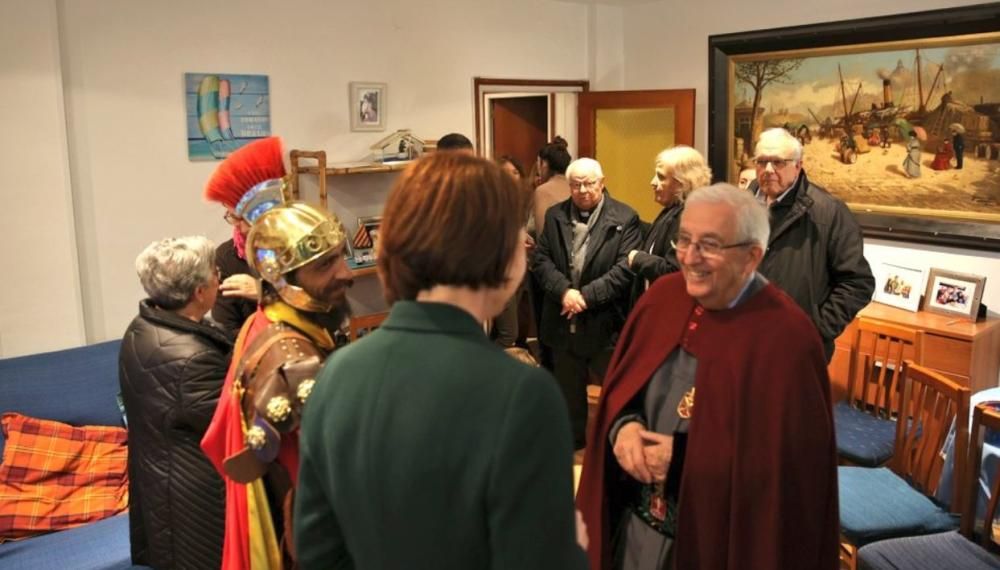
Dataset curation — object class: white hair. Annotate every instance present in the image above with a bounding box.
[135,236,217,310]
[685,183,770,248]
[565,157,604,180]
[654,145,712,193]
[755,127,803,161]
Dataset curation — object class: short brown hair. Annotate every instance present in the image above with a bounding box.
[378,152,528,303]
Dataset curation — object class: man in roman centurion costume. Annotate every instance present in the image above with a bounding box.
[201,147,353,570]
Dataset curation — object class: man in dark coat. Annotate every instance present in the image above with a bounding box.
[951,125,965,169]
[577,184,838,570]
[533,157,641,450]
[119,236,232,569]
[749,127,875,361]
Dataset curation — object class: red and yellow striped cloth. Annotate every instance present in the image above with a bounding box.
[0,413,128,541]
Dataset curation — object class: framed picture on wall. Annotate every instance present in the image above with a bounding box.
[873,261,924,312]
[349,82,386,132]
[922,268,985,320]
[706,3,1000,252]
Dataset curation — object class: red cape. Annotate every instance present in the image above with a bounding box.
[202,309,268,570]
[201,308,301,570]
[576,273,839,570]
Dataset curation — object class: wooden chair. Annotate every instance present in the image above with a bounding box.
[348,311,389,341]
[857,403,1000,569]
[838,361,971,569]
[835,318,924,466]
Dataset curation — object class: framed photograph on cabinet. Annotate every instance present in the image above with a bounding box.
[349,82,386,132]
[873,262,924,312]
[922,268,985,320]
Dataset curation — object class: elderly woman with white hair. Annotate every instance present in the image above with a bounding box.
[119,236,232,569]
[533,157,641,450]
[626,146,712,307]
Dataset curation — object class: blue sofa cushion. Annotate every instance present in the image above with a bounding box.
[834,402,897,466]
[0,512,146,569]
[858,530,1000,570]
[0,340,123,456]
[840,466,959,546]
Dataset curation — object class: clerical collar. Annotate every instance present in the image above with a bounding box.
[572,196,604,221]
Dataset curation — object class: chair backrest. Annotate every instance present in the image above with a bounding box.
[962,404,1000,551]
[846,318,924,417]
[893,361,970,509]
[349,311,389,341]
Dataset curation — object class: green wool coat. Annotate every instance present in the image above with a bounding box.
[294,301,588,570]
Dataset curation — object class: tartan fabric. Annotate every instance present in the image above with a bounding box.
[0,412,128,541]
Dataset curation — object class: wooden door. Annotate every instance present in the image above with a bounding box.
[578,90,695,222]
[491,96,549,176]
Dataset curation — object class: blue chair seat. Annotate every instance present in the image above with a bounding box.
[0,513,146,569]
[835,402,897,466]
[858,530,1000,570]
[839,466,959,546]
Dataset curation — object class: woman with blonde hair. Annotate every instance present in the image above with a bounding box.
[626,145,711,306]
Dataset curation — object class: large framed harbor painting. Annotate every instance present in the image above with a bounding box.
[708,4,1000,251]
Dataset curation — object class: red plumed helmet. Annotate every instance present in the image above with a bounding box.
[204,137,287,209]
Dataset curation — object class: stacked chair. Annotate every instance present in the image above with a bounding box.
[838,361,970,569]
[857,403,1000,569]
[835,318,924,467]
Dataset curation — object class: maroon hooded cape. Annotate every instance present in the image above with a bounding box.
[576,273,838,570]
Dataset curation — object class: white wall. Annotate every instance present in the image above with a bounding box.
[619,0,1000,314]
[6,0,999,358]
[0,0,86,356]
[47,0,593,349]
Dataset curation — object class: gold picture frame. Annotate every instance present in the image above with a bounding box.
[708,4,1000,251]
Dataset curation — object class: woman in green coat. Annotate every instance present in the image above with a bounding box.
[294,152,588,570]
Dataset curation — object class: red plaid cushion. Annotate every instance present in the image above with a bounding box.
[0,413,128,541]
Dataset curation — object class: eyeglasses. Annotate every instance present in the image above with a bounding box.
[569,179,601,191]
[671,236,754,258]
[753,158,796,169]
[223,211,243,225]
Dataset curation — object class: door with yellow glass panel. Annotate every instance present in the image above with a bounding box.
[578,90,695,222]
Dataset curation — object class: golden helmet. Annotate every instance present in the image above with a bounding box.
[247,201,347,312]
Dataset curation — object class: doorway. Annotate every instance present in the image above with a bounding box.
[490,95,548,178]
[474,78,590,165]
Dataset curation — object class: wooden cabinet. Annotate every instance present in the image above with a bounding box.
[829,303,1000,400]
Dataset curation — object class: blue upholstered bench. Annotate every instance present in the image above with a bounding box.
[0,340,146,569]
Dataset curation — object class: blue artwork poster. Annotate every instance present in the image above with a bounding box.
[185,73,271,161]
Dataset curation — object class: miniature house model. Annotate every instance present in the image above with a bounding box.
[367,129,433,163]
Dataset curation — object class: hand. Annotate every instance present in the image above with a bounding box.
[613,422,652,484]
[575,509,589,550]
[560,289,587,318]
[639,429,673,483]
[524,234,536,250]
[627,250,638,268]
[219,274,259,300]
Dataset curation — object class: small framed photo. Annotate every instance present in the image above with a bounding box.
[349,82,386,132]
[873,262,924,313]
[349,216,382,268]
[922,268,986,321]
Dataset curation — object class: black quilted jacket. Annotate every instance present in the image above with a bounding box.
[119,300,233,569]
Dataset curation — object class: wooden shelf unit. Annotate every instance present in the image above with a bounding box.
[289,149,411,209]
[829,302,1000,399]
